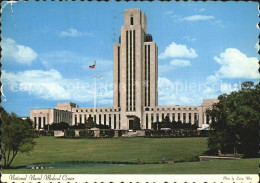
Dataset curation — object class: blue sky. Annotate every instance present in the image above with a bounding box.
[1,1,259,116]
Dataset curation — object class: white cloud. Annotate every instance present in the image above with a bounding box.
[202,48,259,97]
[169,59,191,67]
[212,20,225,28]
[159,42,198,59]
[182,15,214,21]
[183,36,196,42]
[2,69,113,105]
[220,82,240,94]
[59,28,92,37]
[179,96,192,103]
[157,77,203,105]
[255,42,259,52]
[165,11,173,15]
[198,8,205,12]
[2,38,38,65]
[171,14,224,28]
[40,51,113,74]
[213,48,259,79]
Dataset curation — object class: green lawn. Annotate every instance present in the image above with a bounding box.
[1,136,258,174]
[5,137,208,167]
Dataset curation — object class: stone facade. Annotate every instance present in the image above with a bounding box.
[30,9,218,130]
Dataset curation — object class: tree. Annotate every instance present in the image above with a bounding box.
[85,116,95,129]
[1,108,36,168]
[44,122,69,130]
[161,116,171,129]
[132,117,141,130]
[207,81,259,157]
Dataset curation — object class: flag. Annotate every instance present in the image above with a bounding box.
[89,64,95,69]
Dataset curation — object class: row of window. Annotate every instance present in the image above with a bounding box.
[74,114,121,129]
[118,46,120,107]
[126,30,136,112]
[54,110,72,123]
[75,108,119,113]
[145,107,198,111]
[144,45,151,107]
[34,117,46,129]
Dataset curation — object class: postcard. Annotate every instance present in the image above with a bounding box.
[1,1,259,183]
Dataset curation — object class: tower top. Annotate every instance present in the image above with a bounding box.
[124,8,147,33]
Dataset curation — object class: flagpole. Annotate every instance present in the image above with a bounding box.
[94,60,96,126]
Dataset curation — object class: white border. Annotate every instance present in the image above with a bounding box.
[1,174,259,183]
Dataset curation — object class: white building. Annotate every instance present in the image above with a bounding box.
[30,9,218,130]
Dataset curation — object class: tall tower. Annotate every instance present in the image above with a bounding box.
[113,9,158,129]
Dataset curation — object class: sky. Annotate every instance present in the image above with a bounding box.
[1,1,259,117]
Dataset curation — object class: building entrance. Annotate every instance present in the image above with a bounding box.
[129,119,134,130]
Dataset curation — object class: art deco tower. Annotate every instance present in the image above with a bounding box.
[113,9,158,129]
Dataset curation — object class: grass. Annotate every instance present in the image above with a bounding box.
[5,136,208,167]
[1,136,258,174]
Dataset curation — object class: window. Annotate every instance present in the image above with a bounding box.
[34,117,37,128]
[189,108,191,110]
[194,113,197,120]
[75,115,77,125]
[172,113,175,122]
[76,110,78,112]
[114,114,117,129]
[130,16,134,25]
[119,114,121,129]
[151,114,154,123]
[162,108,164,111]
[80,114,82,124]
[146,114,149,129]
[86,110,88,112]
[183,113,186,123]
[178,113,180,121]
[81,110,83,112]
[99,114,101,125]
[162,113,164,120]
[118,46,120,107]
[189,113,191,123]
[38,117,41,128]
[104,114,106,126]
[206,115,210,124]
[109,114,111,128]
[173,108,175,110]
[156,113,159,122]
[194,113,198,125]
[126,30,128,111]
